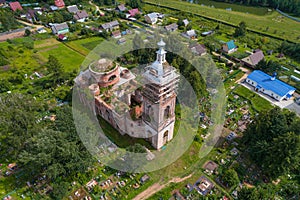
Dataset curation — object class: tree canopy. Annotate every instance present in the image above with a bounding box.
[243,108,300,179]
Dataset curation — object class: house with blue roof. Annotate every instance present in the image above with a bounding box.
[222,40,237,54]
[246,70,295,101]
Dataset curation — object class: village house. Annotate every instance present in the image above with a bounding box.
[54,0,65,9]
[189,43,207,56]
[50,5,58,11]
[9,1,22,12]
[67,5,79,13]
[73,10,89,22]
[0,0,6,7]
[242,49,265,67]
[51,22,69,35]
[203,161,218,174]
[194,176,214,196]
[116,4,127,12]
[164,23,178,32]
[246,70,295,101]
[100,20,119,32]
[111,30,121,38]
[222,40,237,54]
[144,12,159,24]
[183,19,189,26]
[182,29,197,39]
[128,8,139,17]
[58,34,67,41]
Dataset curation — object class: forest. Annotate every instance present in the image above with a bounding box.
[243,107,300,179]
[212,0,300,16]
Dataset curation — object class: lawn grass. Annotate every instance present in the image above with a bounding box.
[145,0,300,42]
[64,37,104,56]
[37,43,85,72]
[34,38,60,49]
[192,0,269,15]
[233,85,273,112]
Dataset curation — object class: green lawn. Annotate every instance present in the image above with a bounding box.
[65,37,104,56]
[191,0,269,15]
[37,43,85,72]
[233,85,273,112]
[145,0,300,42]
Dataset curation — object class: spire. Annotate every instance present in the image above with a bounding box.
[156,38,167,64]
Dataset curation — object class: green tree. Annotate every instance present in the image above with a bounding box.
[244,108,300,179]
[234,21,247,37]
[127,0,143,9]
[24,29,31,36]
[221,169,239,188]
[46,55,64,84]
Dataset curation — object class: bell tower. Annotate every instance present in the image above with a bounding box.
[142,39,179,149]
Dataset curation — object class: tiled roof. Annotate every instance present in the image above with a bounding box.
[52,22,69,32]
[9,1,23,11]
[164,23,178,31]
[128,8,139,16]
[54,0,65,8]
[190,43,206,55]
[249,50,264,66]
[117,4,126,11]
[101,20,119,29]
[146,12,158,20]
[247,70,295,96]
[67,5,79,13]
[74,10,88,20]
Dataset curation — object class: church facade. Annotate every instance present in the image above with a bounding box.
[75,39,179,149]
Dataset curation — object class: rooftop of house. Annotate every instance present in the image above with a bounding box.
[243,49,265,66]
[183,19,189,25]
[51,22,69,31]
[186,29,197,37]
[67,5,79,13]
[247,70,295,96]
[203,161,218,172]
[225,40,236,50]
[128,8,139,16]
[101,20,119,29]
[146,12,158,20]
[74,10,88,20]
[117,4,126,11]
[164,23,178,31]
[9,1,22,11]
[189,43,206,55]
[54,0,65,8]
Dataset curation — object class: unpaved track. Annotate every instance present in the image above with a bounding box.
[132,173,193,200]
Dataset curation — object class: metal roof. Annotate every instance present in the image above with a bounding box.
[247,70,295,97]
[226,40,236,51]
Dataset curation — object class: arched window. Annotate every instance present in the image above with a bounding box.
[164,106,170,119]
[108,75,117,82]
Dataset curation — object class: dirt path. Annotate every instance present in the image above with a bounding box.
[235,66,251,84]
[16,20,44,30]
[132,173,193,200]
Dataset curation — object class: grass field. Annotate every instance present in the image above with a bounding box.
[64,37,104,56]
[233,85,273,111]
[36,43,85,72]
[189,0,269,15]
[145,0,300,42]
